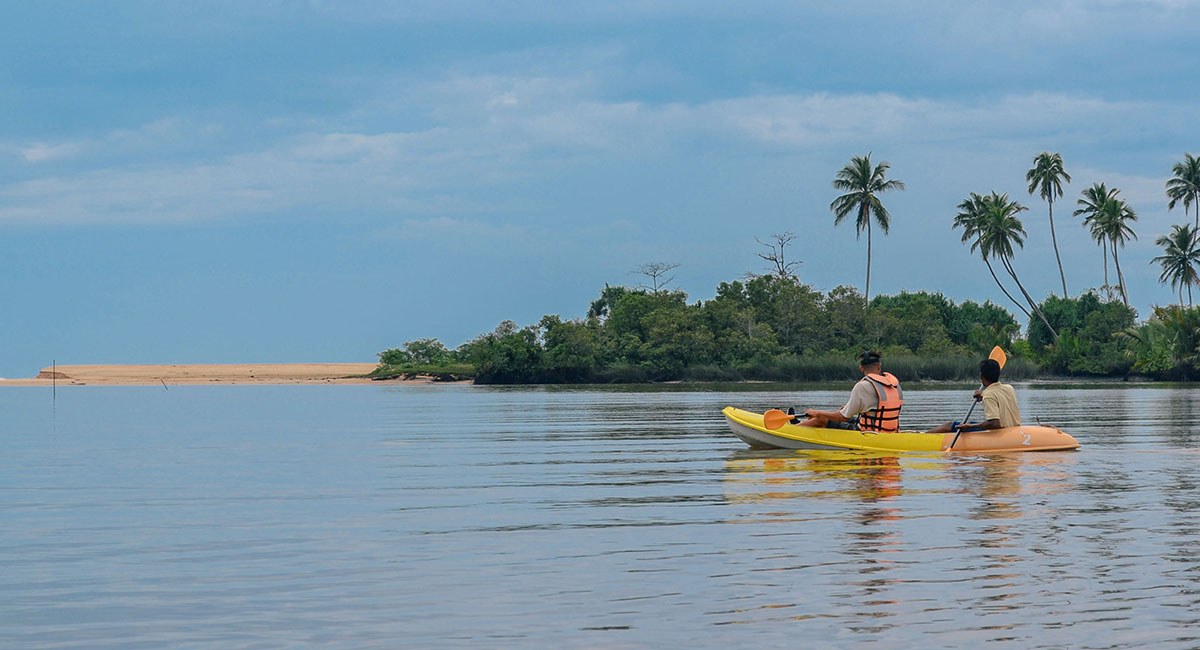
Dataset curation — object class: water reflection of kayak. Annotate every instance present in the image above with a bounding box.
[722,406,1080,452]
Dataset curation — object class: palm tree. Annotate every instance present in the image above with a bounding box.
[978,192,1059,339]
[1153,224,1200,306]
[830,153,905,303]
[1094,196,1138,307]
[1026,152,1072,296]
[1166,153,1200,229]
[953,191,1058,340]
[953,192,1030,319]
[1074,182,1120,288]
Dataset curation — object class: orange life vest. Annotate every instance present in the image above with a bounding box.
[857,372,903,433]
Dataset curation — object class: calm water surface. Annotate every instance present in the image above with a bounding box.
[4,383,1200,648]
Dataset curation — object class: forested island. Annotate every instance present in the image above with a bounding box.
[376,151,1200,384]
[374,279,1170,384]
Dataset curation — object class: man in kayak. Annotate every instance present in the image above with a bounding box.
[796,350,903,432]
[928,358,1020,433]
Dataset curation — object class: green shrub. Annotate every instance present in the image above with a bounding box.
[369,363,475,381]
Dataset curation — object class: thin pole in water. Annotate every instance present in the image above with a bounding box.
[52,360,56,401]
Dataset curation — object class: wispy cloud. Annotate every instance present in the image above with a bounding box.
[1070,167,1170,209]
[0,74,1189,226]
[20,142,84,163]
[10,118,227,167]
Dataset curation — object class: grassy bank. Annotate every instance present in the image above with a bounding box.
[678,355,1039,383]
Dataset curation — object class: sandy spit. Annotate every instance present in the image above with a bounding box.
[0,363,469,386]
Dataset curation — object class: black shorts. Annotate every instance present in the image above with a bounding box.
[825,420,859,430]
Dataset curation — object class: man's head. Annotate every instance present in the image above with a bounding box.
[859,349,882,374]
[980,358,1001,385]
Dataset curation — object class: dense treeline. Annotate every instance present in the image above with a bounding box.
[377,276,1065,384]
[376,276,1200,384]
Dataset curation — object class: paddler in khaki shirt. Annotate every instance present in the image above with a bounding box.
[929,358,1020,432]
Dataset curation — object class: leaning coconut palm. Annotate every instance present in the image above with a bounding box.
[952,192,1031,319]
[830,153,905,303]
[977,192,1059,340]
[1026,152,1072,296]
[1095,196,1138,308]
[1152,224,1200,306]
[955,191,1058,340]
[1166,153,1200,229]
[1074,182,1121,288]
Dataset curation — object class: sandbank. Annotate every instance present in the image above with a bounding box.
[0,363,465,386]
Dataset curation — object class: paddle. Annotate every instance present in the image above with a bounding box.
[947,345,1007,450]
[763,408,800,430]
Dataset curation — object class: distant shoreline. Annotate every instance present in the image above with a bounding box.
[0,364,1161,388]
[0,363,471,386]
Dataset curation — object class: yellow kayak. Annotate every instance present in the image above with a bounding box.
[722,406,1080,452]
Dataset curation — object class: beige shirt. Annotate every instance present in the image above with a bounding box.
[840,377,901,419]
[982,382,1020,428]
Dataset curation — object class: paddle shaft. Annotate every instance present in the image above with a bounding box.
[948,385,984,449]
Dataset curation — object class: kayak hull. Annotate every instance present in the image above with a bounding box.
[722,406,1080,452]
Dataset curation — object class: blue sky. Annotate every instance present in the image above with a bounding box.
[1,1,1198,377]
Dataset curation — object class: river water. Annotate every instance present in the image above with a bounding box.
[4,383,1200,648]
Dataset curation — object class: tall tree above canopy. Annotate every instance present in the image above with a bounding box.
[1074,182,1121,289]
[1152,223,1200,306]
[755,232,801,279]
[953,191,1058,341]
[953,192,1030,320]
[830,153,905,303]
[1167,153,1200,229]
[1096,195,1138,308]
[1026,152,1072,296]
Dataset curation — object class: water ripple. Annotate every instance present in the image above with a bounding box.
[4,384,1200,647]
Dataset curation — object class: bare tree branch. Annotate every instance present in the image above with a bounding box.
[632,262,680,293]
[755,232,802,278]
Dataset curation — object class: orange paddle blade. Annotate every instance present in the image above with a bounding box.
[989,345,1007,370]
[763,409,798,430]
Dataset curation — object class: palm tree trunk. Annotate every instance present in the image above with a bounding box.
[1185,265,1195,309]
[984,257,1031,318]
[1112,243,1129,307]
[1002,256,1059,341]
[864,219,872,304]
[1049,199,1067,296]
[1102,239,1109,287]
[1194,191,1200,230]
